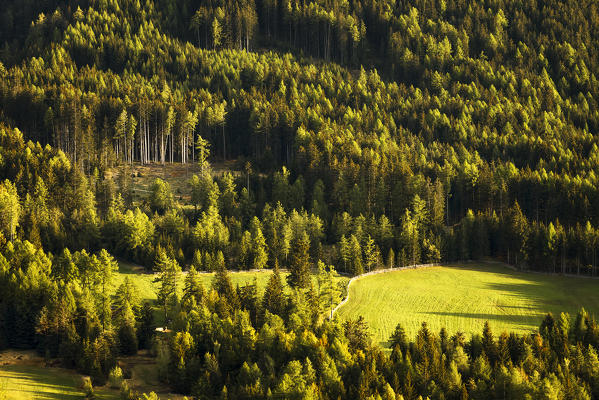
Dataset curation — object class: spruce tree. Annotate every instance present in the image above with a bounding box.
[287,231,311,289]
[182,266,205,310]
[153,250,181,328]
[263,260,285,316]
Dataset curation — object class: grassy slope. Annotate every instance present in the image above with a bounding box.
[0,365,118,400]
[114,262,296,301]
[336,262,599,346]
[115,261,347,300]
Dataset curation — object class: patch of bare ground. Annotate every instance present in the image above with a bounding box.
[0,350,42,367]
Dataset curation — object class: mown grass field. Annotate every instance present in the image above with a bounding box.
[336,262,599,347]
[0,365,118,400]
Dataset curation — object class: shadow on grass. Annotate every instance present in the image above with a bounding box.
[445,262,527,278]
[449,265,573,315]
[448,262,597,283]
[117,260,149,275]
[1,365,83,400]
[419,311,542,326]
[28,391,82,400]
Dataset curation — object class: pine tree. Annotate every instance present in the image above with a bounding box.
[136,302,155,350]
[262,260,285,316]
[196,134,211,176]
[287,231,311,289]
[390,322,408,354]
[114,277,140,321]
[117,300,138,355]
[250,217,268,269]
[386,248,396,269]
[212,263,238,310]
[93,249,119,331]
[182,266,205,310]
[0,180,21,241]
[349,235,363,275]
[317,261,340,319]
[482,321,497,365]
[339,235,351,272]
[153,250,181,328]
[363,235,379,272]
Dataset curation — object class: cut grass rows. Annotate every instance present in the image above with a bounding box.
[336,262,599,347]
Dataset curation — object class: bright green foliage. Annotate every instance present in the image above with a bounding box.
[316,261,341,320]
[287,232,311,289]
[182,266,205,310]
[3,0,599,397]
[262,262,285,316]
[149,178,175,214]
[0,180,21,241]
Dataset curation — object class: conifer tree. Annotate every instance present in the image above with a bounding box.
[0,180,21,241]
[153,250,181,328]
[287,231,311,289]
[182,266,205,310]
[262,260,285,316]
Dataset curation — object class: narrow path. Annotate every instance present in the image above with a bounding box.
[331,263,441,318]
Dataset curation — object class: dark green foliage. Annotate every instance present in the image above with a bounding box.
[262,262,285,317]
[136,302,155,350]
[287,232,311,289]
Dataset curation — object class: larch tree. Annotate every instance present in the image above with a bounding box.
[287,231,311,289]
[0,180,21,241]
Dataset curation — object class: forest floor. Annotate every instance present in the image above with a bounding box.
[336,261,599,347]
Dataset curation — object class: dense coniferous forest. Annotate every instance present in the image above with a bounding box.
[3,0,599,398]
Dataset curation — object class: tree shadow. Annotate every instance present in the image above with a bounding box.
[444,262,523,277]
[29,391,83,400]
[1,366,84,400]
[419,311,542,326]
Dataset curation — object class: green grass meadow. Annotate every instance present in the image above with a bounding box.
[336,262,599,347]
[115,261,307,301]
[115,261,346,301]
[0,365,118,400]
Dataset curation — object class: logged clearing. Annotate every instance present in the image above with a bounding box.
[336,262,599,347]
[107,161,242,203]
